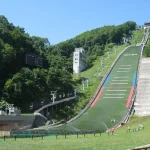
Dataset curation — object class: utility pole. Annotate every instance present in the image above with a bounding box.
[114,47,117,53]
[74,89,77,96]
[111,119,115,129]
[86,78,89,87]
[50,91,57,103]
[82,79,85,90]
[108,51,110,58]
[77,66,80,77]
[101,59,103,67]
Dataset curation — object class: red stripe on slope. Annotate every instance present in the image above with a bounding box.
[90,88,104,107]
[126,87,134,108]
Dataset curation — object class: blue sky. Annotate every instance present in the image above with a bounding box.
[0,0,149,45]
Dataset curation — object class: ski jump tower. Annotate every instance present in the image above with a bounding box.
[73,48,86,75]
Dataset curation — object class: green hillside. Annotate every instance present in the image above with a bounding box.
[143,36,150,57]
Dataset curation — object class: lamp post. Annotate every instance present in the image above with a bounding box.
[101,59,103,67]
[82,79,85,90]
[111,119,115,129]
[30,103,33,110]
[74,89,77,96]
[108,51,110,58]
[50,91,57,103]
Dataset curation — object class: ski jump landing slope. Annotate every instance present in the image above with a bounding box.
[50,46,141,131]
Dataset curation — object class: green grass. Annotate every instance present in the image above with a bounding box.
[131,29,144,45]
[143,36,150,57]
[21,114,34,116]
[1,116,150,150]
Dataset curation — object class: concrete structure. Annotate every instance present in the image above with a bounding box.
[0,111,6,116]
[144,22,150,30]
[136,25,143,30]
[134,58,150,116]
[0,115,35,130]
[121,36,132,44]
[0,103,34,130]
[73,48,86,74]
[5,104,21,116]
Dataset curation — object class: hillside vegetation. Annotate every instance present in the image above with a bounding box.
[0,15,138,117]
[143,36,150,57]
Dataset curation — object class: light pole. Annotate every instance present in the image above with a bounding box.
[30,103,33,110]
[101,59,103,67]
[74,89,77,96]
[111,119,115,129]
[50,91,57,103]
[82,79,85,90]
[107,51,110,58]
[86,78,89,87]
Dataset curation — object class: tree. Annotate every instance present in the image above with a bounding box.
[3,68,46,112]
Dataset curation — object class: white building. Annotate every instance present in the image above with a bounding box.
[73,48,86,74]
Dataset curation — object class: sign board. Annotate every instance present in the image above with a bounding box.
[25,53,43,67]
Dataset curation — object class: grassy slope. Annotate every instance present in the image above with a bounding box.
[131,29,144,45]
[143,36,150,57]
[1,116,150,150]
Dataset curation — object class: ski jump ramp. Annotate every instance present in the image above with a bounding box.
[49,46,141,131]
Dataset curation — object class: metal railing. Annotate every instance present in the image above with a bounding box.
[130,144,150,150]
[35,96,77,113]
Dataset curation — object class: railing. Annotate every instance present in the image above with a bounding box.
[10,129,106,138]
[35,96,77,113]
[130,144,150,150]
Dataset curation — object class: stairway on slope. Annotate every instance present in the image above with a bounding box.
[134,58,150,116]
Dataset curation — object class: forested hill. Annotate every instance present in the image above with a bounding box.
[0,15,73,112]
[50,21,136,68]
[0,15,136,112]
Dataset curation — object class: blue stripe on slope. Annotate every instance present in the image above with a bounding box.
[103,74,111,87]
[132,74,137,87]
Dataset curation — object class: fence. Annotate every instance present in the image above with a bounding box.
[9,129,107,138]
[130,144,150,150]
